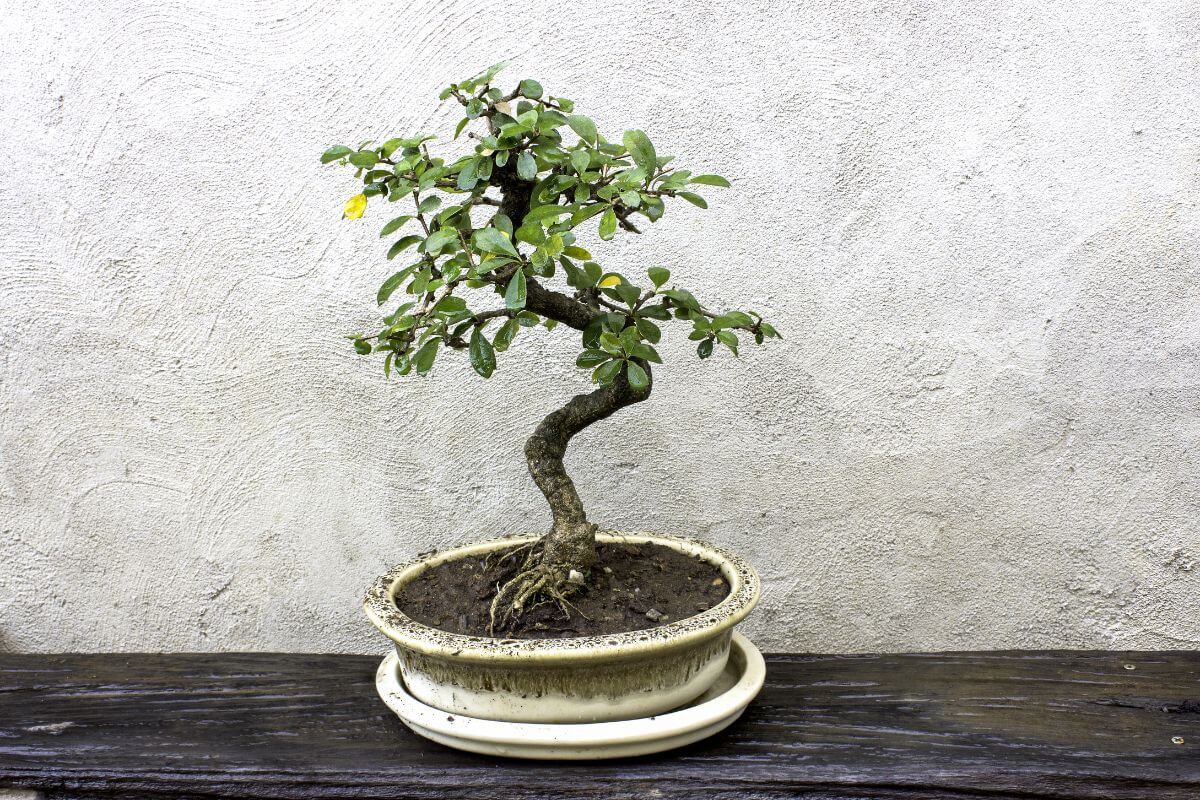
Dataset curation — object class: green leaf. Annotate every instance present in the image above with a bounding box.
[436,204,463,226]
[631,343,662,364]
[469,328,496,377]
[380,215,414,237]
[525,204,574,225]
[571,203,607,227]
[457,157,480,190]
[418,195,441,214]
[635,318,661,343]
[678,191,707,209]
[515,221,545,245]
[584,261,604,285]
[593,358,622,386]
[619,325,641,352]
[504,270,527,309]
[717,330,739,355]
[321,145,352,164]
[647,266,670,288]
[622,130,656,173]
[638,302,671,321]
[599,207,617,240]
[493,317,519,351]
[471,158,494,186]
[661,287,701,311]
[517,151,537,181]
[690,174,730,187]
[517,108,539,129]
[421,228,458,255]
[567,115,597,144]
[386,235,422,260]
[539,110,567,128]
[349,150,378,168]
[542,234,564,257]
[454,117,470,139]
[570,150,590,175]
[626,361,649,389]
[384,301,415,325]
[475,227,520,258]
[598,331,623,355]
[433,296,467,314]
[518,78,543,99]
[642,195,665,221]
[474,62,506,86]
[576,349,610,368]
[581,315,606,349]
[614,282,640,307]
[377,266,417,304]
[353,338,371,355]
[413,338,440,374]
[715,311,754,328]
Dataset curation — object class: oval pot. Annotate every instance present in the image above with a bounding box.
[363,531,760,723]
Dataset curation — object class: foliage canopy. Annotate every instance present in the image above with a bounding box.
[322,63,778,391]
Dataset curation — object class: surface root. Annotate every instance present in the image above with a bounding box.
[488,547,583,635]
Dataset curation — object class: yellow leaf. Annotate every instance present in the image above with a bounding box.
[343,194,367,219]
[598,274,622,288]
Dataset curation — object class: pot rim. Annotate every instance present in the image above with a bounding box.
[363,531,760,664]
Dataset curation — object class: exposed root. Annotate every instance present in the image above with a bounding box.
[488,549,586,635]
[555,592,591,622]
[483,540,538,573]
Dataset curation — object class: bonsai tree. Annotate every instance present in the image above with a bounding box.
[323,64,778,629]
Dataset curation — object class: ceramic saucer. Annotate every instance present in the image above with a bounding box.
[375,631,765,760]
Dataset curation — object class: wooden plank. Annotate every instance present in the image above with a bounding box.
[0,651,1197,799]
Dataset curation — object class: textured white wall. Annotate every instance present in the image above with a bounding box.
[1,0,1198,654]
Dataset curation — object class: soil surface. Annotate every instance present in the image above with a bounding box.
[394,542,729,639]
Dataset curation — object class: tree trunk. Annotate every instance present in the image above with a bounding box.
[524,364,653,577]
[484,147,657,627]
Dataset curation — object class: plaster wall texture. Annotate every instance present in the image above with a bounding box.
[1,0,1198,654]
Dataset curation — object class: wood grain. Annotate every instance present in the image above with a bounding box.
[1,651,1197,799]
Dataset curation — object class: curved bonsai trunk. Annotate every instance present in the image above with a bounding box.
[490,363,652,628]
[526,365,653,571]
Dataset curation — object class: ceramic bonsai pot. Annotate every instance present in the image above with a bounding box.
[363,531,760,724]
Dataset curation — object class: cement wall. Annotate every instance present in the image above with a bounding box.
[1,0,1197,652]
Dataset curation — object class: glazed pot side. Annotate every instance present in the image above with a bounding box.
[364,532,760,723]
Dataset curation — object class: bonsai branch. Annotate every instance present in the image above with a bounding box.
[526,279,604,330]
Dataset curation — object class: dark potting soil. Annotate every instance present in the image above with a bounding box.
[393,542,730,639]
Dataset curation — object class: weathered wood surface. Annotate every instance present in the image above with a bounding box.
[0,651,1197,799]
